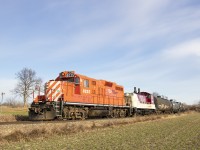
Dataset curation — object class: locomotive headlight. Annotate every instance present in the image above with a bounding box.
[59,72,65,78]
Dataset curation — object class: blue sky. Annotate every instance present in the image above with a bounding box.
[0,0,200,104]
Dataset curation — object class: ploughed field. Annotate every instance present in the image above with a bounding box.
[0,112,199,150]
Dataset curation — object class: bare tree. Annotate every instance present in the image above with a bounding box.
[13,68,42,107]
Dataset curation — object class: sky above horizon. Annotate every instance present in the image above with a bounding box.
[0,0,200,104]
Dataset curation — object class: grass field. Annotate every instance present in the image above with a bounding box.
[0,106,28,122]
[0,112,199,150]
[0,106,28,116]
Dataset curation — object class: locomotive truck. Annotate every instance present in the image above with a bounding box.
[29,71,184,121]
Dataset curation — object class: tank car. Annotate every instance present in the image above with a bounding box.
[171,100,181,113]
[154,96,173,113]
[29,71,129,120]
[179,102,186,112]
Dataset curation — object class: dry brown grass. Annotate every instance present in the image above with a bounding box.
[0,115,29,122]
[0,106,28,122]
[0,124,90,143]
[0,106,28,115]
[0,115,16,122]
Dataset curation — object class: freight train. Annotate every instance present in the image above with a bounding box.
[29,71,185,120]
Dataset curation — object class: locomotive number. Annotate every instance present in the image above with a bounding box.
[83,89,90,94]
[66,72,74,77]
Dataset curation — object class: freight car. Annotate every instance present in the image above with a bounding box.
[153,96,185,114]
[179,103,185,112]
[171,101,181,113]
[29,71,130,120]
[154,96,173,113]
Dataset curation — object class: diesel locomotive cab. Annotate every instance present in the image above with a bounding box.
[59,71,81,95]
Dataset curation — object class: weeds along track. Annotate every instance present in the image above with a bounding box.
[0,118,113,126]
[0,114,29,122]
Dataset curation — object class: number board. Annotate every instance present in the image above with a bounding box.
[66,72,74,77]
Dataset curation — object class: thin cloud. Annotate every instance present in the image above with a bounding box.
[163,39,200,59]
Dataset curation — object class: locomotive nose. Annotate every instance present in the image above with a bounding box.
[45,81,62,101]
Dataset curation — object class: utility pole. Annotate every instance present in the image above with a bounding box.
[1,92,5,113]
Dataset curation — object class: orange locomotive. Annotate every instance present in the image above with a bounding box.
[29,71,130,120]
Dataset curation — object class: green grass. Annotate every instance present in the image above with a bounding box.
[1,113,199,150]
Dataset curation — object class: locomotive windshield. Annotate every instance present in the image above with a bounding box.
[62,77,80,84]
[65,77,74,82]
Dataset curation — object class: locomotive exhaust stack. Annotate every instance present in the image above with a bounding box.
[138,88,140,93]
[134,87,137,93]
